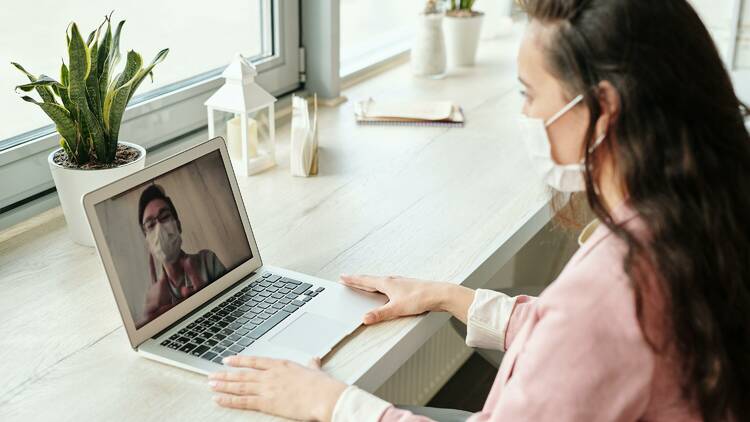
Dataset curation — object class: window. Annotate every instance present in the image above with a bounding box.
[0,0,299,214]
[339,0,423,76]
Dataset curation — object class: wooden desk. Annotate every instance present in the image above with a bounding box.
[0,31,552,421]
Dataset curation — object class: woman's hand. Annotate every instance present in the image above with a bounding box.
[209,355,347,422]
[340,274,475,325]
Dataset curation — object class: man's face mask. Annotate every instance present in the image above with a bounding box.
[146,218,182,263]
[518,94,605,192]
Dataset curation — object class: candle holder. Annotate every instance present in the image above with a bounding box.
[205,53,277,176]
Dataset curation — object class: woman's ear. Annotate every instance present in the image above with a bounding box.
[594,80,621,139]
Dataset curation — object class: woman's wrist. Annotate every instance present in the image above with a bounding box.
[432,283,475,323]
[314,378,348,422]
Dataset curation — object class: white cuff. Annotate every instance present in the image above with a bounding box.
[465,289,517,351]
[332,385,393,422]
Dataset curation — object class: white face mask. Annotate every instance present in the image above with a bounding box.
[146,219,182,263]
[518,94,605,192]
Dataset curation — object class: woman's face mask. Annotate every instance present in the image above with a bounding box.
[146,218,182,263]
[518,94,605,192]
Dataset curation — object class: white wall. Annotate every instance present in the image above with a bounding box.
[689,0,745,67]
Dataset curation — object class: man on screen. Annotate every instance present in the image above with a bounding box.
[138,184,226,323]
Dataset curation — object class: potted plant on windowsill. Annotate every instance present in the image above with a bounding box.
[444,0,484,67]
[12,14,168,246]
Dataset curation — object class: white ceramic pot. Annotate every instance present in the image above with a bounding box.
[411,13,447,78]
[48,141,146,247]
[443,12,485,67]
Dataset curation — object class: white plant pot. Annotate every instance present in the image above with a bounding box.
[48,141,146,247]
[443,12,485,67]
[411,13,447,78]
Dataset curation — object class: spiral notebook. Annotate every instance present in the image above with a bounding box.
[354,98,465,127]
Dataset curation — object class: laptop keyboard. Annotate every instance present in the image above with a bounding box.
[157,272,324,364]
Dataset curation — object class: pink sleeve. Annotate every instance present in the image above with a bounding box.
[486,284,654,421]
[502,295,536,349]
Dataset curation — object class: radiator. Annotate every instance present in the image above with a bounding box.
[374,321,473,406]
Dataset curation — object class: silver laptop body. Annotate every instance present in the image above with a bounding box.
[83,137,385,374]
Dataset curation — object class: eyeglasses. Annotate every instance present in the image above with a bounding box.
[142,209,174,232]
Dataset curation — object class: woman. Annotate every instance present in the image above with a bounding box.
[207,0,750,421]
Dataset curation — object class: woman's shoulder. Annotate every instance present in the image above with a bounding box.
[538,218,648,337]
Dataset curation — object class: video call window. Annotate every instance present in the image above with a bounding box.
[95,151,253,328]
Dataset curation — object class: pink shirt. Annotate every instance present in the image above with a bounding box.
[332,204,701,421]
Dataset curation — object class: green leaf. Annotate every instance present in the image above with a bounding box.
[87,36,102,121]
[105,80,133,151]
[68,22,106,161]
[109,20,126,69]
[104,50,141,133]
[20,96,78,153]
[67,23,91,83]
[11,62,58,104]
[97,18,112,100]
[15,75,63,92]
[113,50,142,90]
[59,62,76,120]
[125,48,169,104]
[60,62,69,86]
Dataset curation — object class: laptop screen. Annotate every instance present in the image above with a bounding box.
[94,150,253,329]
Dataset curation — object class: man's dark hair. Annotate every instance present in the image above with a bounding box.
[138,184,181,233]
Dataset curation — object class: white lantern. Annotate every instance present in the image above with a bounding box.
[205,53,277,176]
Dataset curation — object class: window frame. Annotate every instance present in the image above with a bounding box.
[0,0,300,214]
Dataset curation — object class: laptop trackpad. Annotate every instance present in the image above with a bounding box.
[269,312,349,356]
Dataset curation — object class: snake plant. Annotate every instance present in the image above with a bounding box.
[12,14,168,167]
[449,0,477,11]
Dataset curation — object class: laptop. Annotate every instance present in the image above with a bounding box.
[82,137,386,374]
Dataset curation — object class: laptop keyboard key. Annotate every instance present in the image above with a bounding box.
[202,352,218,361]
[179,343,196,353]
[292,283,312,294]
[248,310,291,340]
[191,345,210,357]
[228,344,244,353]
[237,338,254,347]
[292,300,305,307]
[283,304,300,313]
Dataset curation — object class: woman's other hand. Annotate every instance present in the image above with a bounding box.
[209,356,347,422]
[340,274,475,325]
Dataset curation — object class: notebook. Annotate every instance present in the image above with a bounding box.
[354,98,465,127]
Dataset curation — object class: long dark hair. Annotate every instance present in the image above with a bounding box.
[520,0,750,420]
